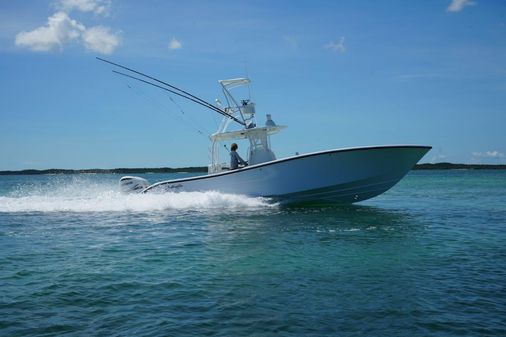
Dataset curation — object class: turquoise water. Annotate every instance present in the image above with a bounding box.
[1,170,505,336]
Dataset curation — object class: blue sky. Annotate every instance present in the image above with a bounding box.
[1,0,505,170]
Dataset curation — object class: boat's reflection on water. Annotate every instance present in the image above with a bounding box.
[202,202,426,245]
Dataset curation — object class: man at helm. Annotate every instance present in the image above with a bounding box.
[230,143,248,170]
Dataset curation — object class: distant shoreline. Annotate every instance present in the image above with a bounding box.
[0,167,208,176]
[0,163,505,175]
[413,163,506,170]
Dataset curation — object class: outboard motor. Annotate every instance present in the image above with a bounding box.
[119,176,149,194]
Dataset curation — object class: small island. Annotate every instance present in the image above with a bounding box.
[413,163,506,170]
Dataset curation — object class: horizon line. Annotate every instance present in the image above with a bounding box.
[1,162,506,175]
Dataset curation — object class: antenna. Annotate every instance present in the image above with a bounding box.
[244,60,251,100]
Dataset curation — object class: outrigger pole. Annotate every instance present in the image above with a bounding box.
[96,57,246,126]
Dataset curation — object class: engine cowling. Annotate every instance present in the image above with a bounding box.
[119,176,149,194]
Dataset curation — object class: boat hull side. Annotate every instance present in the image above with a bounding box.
[143,145,431,203]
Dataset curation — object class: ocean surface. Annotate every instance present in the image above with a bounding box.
[0,170,505,336]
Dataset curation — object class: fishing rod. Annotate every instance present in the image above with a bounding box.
[97,57,217,110]
[96,57,245,126]
[111,70,246,126]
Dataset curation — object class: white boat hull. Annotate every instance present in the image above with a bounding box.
[134,145,431,204]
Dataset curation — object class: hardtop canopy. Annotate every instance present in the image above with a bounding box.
[210,125,286,142]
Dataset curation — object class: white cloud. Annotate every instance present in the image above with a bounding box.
[57,0,111,15]
[15,11,84,51]
[15,11,120,54]
[82,26,120,54]
[447,0,475,13]
[168,37,182,50]
[473,150,505,158]
[324,37,346,53]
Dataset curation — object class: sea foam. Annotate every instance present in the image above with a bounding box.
[0,177,275,213]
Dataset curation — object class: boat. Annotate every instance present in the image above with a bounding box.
[98,58,431,204]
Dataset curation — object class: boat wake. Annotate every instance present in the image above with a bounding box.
[0,178,275,213]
